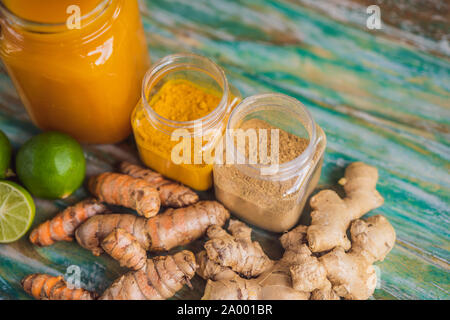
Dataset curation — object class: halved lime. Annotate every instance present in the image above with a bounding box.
[0,181,35,243]
[0,130,12,179]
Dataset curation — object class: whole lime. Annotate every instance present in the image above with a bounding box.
[0,130,12,179]
[16,132,86,199]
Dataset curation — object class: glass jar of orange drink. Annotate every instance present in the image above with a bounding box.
[0,0,150,143]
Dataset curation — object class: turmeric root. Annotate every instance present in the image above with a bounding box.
[22,274,96,300]
[100,250,197,300]
[98,228,197,299]
[22,250,196,300]
[202,220,272,278]
[101,228,147,271]
[24,231,196,301]
[75,201,230,256]
[307,162,384,252]
[29,199,106,246]
[120,162,198,208]
[88,172,160,218]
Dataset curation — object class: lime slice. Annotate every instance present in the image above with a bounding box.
[0,181,35,243]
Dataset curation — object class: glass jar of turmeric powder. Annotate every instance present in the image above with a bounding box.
[131,53,240,191]
[0,0,150,143]
[213,94,327,232]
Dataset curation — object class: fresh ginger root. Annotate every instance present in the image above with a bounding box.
[88,172,160,218]
[197,251,238,281]
[200,224,312,300]
[307,162,384,252]
[200,162,396,300]
[198,221,312,300]
[280,228,331,294]
[101,228,147,271]
[75,201,230,256]
[29,199,107,246]
[201,220,273,278]
[281,225,338,300]
[201,215,394,300]
[317,215,396,300]
[100,250,197,300]
[120,162,199,208]
[22,274,96,300]
[203,277,262,300]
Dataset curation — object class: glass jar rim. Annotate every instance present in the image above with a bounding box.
[0,0,111,34]
[225,93,318,180]
[141,53,231,133]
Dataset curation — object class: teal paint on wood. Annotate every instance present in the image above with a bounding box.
[0,0,449,300]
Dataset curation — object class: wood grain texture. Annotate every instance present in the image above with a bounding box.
[0,0,449,300]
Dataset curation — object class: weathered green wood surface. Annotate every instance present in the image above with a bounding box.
[0,0,449,300]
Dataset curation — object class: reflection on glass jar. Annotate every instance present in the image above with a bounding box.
[132,53,240,191]
[0,0,150,143]
[213,93,327,232]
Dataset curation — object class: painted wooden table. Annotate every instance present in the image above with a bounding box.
[0,0,449,300]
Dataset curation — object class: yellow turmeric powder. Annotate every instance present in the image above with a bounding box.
[132,79,225,191]
[150,79,221,121]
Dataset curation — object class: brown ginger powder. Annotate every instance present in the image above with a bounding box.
[238,119,309,164]
[214,119,321,232]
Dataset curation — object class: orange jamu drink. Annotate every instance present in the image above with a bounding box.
[0,0,150,143]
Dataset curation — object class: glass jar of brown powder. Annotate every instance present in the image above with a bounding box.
[213,93,326,232]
